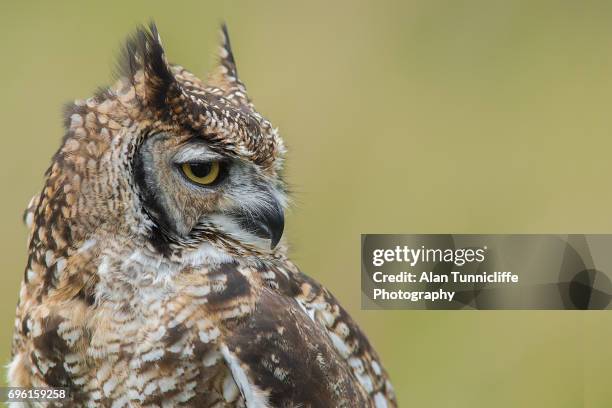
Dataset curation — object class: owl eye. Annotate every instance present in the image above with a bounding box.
[180,161,221,185]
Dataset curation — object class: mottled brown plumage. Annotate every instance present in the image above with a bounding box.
[10,23,396,407]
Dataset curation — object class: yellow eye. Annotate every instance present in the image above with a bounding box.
[181,161,221,185]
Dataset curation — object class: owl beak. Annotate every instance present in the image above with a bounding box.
[259,205,284,249]
[235,199,284,249]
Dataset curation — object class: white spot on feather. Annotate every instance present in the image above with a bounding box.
[328,331,351,359]
[141,348,164,362]
[25,211,34,228]
[70,114,83,128]
[371,360,382,376]
[199,326,221,343]
[55,257,67,274]
[374,392,388,408]
[223,373,240,402]
[103,376,118,396]
[45,250,54,266]
[221,344,270,408]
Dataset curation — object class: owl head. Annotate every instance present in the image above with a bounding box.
[52,24,287,260]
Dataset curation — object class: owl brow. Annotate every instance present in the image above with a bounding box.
[173,141,226,163]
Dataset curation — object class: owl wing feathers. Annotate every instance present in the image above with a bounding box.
[216,261,397,408]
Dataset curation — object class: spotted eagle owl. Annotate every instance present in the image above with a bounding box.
[9,24,396,407]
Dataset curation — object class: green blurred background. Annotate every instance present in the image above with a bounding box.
[2,1,612,406]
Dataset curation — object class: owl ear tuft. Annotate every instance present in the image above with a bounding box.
[118,22,176,108]
[206,23,251,106]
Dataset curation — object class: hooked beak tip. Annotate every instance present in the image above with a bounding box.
[270,229,283,250]
[265,209,284,250]
[233,200,285,250]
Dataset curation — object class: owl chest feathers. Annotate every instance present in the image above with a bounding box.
[83,245,255,405]
[14,236,394,407]
[22,238,273,405]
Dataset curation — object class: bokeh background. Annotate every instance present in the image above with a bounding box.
[2,1,612,406]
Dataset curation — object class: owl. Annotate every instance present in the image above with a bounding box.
[9,23,397,407]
